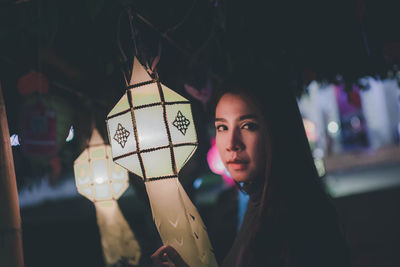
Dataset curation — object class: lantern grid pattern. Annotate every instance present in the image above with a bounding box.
[106,72,198,182]
[74,130,129,202]
[106,58,217,267]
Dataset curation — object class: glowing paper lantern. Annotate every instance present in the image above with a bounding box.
[106,58,217,267]
[74,128,141,266]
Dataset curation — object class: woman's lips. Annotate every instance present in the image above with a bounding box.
[227,160,249,171]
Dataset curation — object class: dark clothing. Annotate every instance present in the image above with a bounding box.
[222,191,260,267]
[221,190,351,267]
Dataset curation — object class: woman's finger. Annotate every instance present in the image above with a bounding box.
[163,246,189,267]
[151,246,170,267]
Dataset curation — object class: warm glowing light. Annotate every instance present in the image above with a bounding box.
[327,121,339,134]
[106,57,217,267]
[74,128,129,202]
[74,128,141,266]
[106,57,197,180]
[95,177,105,184]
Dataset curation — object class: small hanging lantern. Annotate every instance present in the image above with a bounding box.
[21,100,57,157]
[74,128,129,202]
[106,57,217,267]
[74,128,141,266]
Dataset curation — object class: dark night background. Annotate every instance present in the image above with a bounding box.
[1,0,400,266]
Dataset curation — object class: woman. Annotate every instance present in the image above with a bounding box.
[152,68,350,267]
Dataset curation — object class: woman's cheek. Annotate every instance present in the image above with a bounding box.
[215,139,227,164]
[254,137,267,169]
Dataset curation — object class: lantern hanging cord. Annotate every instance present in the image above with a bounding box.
[118,7,159,81]
[117,10,128,66]
[133,12,191,58]
[117,8,138,84]
[131,10,222,82]
[189,21,217,66]
[164,0,197,34]
[117,4,222,81]
[89,109,96,133]
[126,7,139,57]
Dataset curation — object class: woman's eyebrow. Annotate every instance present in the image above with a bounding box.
[239,114,258,120]
[215,115,258,123]
[214,118,226,123]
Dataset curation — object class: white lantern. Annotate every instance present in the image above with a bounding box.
[74,128,141,266]
[106,57,197,180]
[106,57,217,267]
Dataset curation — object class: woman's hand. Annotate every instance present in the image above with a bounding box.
[151,245,189,267]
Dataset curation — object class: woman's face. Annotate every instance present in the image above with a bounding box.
[215,93,267,183]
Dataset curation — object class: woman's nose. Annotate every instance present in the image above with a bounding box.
[227,128,244,151]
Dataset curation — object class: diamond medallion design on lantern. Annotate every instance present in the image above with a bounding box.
[173,110,190,135]
[113,123,130,148]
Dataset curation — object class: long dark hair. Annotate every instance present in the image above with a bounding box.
[213,66,348,266]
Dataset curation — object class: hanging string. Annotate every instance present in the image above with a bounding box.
[135,12,222,82]
[126,7,139,57]
[188,21,217,67]
[117,6,154,83]
[164,0,197,34]
[117,10,129,85]
[132,10,222,82]
[115,3,223,82]
[117,6,144,85]
[134,12,191,58]
[150,42,162,72]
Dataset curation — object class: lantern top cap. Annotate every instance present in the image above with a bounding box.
[89,128,104,146]
[129,57,152,85]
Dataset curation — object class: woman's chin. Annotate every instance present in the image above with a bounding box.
[231,173,252,183]
[230,168,263,185]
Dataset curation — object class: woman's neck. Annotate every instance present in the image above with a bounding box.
[242,175,265,202]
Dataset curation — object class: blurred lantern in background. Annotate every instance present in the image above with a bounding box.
[20,94,74,184]
[207,137,234,186]
[21,100,57,157]
[302,118,326,177]
[74,128,129,202]
[302,118,318,147]
[74,128,141,266]
[106,57,217,267]
[17,71,49,95]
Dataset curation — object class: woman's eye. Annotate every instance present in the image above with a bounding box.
[242,122,258,131]
[216,125,227,132]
